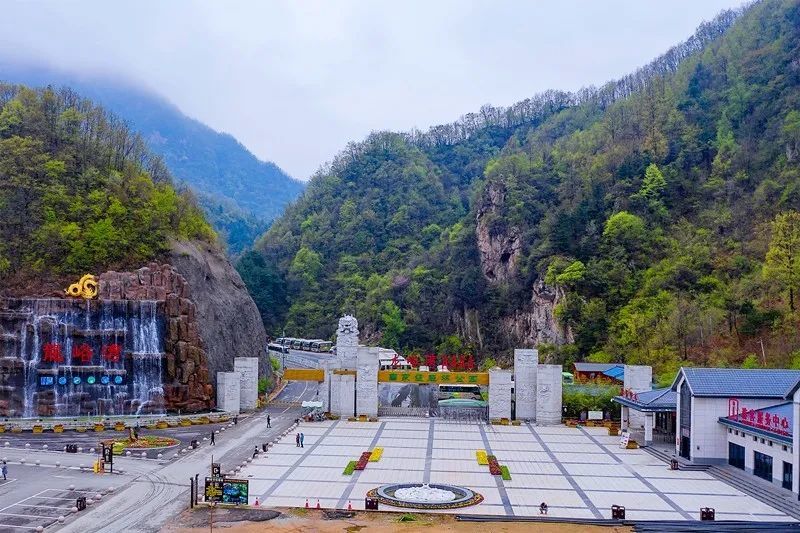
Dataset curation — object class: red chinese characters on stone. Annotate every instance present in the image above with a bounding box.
[407,355,420,369]
[42,343,64,364]
[425,353,437,369]
[102,344,122,363]
[72,343,93,364]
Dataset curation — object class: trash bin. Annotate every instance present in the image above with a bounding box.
[76,496,87,511]
[611,505,625,519]
[66,444,78,453]
[700,507,715,521]
[262,443,268,452]
[364,497,379,510]
[670,459,679,470]
[191,439,199,449]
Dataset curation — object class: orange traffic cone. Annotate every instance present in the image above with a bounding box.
[316,498,321,509]
[348,500,352,511]
[305,498,309,508]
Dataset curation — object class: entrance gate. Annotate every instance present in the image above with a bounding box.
[377,370,489,421]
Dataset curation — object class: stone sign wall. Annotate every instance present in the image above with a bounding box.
[234,357,259,410]
[216,371,241,414]
[514,349,538,420]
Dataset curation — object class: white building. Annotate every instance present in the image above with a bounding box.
[671,367,800,496]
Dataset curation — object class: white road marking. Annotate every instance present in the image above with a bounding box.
[0,511,53,520]
[13,503,74,510]
[0,523,39,530]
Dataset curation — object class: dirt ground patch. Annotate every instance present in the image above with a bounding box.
[166,507,632,533]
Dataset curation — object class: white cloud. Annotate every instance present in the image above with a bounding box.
[0,0,745,180]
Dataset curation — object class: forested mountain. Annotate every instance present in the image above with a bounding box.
[242,0,800,382]
[0,63,304,254]
[0,83,214,292]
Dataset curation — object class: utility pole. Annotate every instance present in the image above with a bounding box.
[760,338,767,366]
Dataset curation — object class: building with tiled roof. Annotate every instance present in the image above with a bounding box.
[671,367,800,495]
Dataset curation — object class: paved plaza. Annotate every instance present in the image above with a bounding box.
[240,418,796,522]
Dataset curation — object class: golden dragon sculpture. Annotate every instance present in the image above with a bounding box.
[65,274,99,299]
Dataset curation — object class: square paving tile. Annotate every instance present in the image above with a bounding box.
[237,417,794,523]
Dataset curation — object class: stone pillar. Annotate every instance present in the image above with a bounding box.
[356,347,379,417]
[337,374,356,418]
[216,372,241,414]
[329,373,342,416]
[536,364,563,425]
[488,369,512,420]
[513,349,538,421]
[644,413,654,445]
[621,405,629,431]
[624,365,652,430]
[335,315,360,369]
[321,361,331,413]
[234,357,259,410]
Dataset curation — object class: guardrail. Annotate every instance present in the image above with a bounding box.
[0,411,238,433]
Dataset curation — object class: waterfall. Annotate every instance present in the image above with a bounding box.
[0,298,167,418]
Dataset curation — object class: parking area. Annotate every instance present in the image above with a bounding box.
[0,466,123,532]
[239,418,797,522]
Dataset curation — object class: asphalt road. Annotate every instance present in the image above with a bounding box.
[44,379,320,533]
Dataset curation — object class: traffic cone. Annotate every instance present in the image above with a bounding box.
[316,498,320,509]
[347,500,352,511]
[305,498,309,508]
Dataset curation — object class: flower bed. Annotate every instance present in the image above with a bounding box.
[476,450,488,465]
[500,465,511,480]
[355,451,372,470]
[103,435,179,454]
[369,447,383,462]
[487,455,501,476]
[343,460,357,475]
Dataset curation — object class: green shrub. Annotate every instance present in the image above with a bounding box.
[258,377,273,394]
[343,460,357,475]
[500,465,511,480]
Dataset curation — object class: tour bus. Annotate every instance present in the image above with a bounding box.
[378,349,413,370]
[310,340,333,353]
[301,340,313,351]
[439,384,482,401]
[290,339,304,350]
[268,342,288,354]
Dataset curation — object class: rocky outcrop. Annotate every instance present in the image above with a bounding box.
[168,240,271,383]
[501,280,573,351]
[476,181,521,282]
[98,263,213,412]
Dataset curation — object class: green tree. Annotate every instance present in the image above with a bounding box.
[741,354,760,369]
[764,211,800,311]
[381,300,406,349]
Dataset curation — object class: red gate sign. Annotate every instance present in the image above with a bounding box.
[728,398,740,417]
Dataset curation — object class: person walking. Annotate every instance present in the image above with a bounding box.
[210,431,216,446]
[300,433,305,448]
[253,446,259,459]
[295,433,300,447]
[2,461,7,481]
[267,415,271,428]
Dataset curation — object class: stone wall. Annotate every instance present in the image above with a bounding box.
[99,262,213,412]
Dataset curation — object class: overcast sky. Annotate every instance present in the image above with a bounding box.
[0,0,744,180]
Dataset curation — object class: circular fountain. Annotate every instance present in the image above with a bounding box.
[368,483,482,510]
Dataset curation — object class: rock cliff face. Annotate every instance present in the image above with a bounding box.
[475,181,521,283]
[98,263,214,412]
[168,240,271,382]
[500,280,574,351]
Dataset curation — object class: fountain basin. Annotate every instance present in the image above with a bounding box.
[367,483,483,510]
